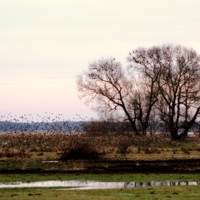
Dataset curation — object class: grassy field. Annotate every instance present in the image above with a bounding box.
[0,173,199,199]
[0,134,200,160]
[0,173,199,183]
[0,134,200,173]
[0,186,200,200]
[0,172,199,200]
[0,133,199,199]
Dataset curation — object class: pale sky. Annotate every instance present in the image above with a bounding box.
[0,0,200,121]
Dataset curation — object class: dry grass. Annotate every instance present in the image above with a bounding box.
[0,132,200,161]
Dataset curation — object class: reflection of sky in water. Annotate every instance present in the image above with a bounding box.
[0,180,199,190]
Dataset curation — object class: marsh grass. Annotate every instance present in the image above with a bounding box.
[0,133,199,160]
[0,133,200,173]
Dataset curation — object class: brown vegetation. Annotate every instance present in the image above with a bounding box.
[0,132,199,161]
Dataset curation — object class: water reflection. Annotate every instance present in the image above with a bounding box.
[0,180,199,190]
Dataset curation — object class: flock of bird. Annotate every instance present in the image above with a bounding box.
[0,113,86,134]
[0,113,91,155]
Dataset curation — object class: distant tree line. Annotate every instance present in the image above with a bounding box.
[77,44,200,140]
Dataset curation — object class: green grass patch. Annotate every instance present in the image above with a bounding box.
[0,186,200,200]
[0,173,199,183]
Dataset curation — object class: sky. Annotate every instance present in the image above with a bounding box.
[0,0,200,121]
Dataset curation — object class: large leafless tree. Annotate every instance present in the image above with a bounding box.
[77,58,138,134]
[128,45,200,140]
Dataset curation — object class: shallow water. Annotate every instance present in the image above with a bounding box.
[0,180,199,190]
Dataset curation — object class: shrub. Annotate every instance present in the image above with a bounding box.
[60,139,99,160]
[116,136,132,154]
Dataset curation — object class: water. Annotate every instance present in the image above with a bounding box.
[0,180,199,190]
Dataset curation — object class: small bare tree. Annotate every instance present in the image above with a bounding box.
[77,58,139,135]
[77,57,159,135]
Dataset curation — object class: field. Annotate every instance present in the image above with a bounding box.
[0,133,200,172]
[0,133,200,199]
[0,185,200,200]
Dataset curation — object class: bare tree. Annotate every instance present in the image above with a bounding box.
[77,57,159,135]
[158,45,200,140]
[128,45,200,140]
[77,58,139,135]
[127,48,160,135]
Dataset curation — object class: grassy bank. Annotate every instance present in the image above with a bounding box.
[0,185,200,200]
[0,173,199,183]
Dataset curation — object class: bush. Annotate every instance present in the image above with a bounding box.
[60,140,99,160]
[116,136,132,154]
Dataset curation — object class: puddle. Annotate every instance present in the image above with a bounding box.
[41,161,59,163]
[0,180,199,190]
